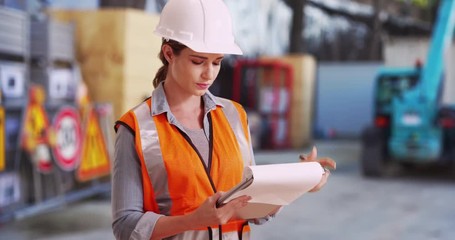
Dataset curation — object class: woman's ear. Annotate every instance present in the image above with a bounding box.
[162,44,173,63]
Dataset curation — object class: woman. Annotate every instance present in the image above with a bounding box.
[112,0,335,239]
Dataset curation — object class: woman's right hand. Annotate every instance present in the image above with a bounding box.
[151,193,251,239]
[189,192,251,227]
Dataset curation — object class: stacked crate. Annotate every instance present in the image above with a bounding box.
[30,19,77,109]
[1,8,113,224]
[0,6,29,216]
[27,19,78,202]
[0,7,29,110]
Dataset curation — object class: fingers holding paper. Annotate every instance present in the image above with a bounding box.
[299,146,337,169]
[190,192,251,226]
[215,193,252,222]
[299,146,336,192]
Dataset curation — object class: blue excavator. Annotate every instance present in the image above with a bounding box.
[361,0,455,176]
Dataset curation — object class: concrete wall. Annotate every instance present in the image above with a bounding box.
[315,62,382,138]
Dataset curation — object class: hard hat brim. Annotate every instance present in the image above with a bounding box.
[155,31,243,55]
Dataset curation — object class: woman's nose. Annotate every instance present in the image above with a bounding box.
[202,64,214,80]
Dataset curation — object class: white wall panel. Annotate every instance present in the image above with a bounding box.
[384,37,455,105]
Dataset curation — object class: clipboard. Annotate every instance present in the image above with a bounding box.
[216,175,254,208]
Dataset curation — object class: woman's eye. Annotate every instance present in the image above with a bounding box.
[191,60,203,65]
[213,61,222,66]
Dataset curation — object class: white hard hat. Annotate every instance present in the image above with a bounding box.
[154,0,243,55]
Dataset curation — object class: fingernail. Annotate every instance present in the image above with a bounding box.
[312,146,317,154]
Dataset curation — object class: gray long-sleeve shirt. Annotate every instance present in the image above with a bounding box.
[112,125,162,239]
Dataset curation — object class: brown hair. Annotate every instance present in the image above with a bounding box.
[153,39,187,88]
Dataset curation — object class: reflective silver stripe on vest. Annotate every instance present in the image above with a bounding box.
[217,98,253,168]
[134,102,172,216]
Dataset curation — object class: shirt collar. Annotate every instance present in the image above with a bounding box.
[151,81,224,118]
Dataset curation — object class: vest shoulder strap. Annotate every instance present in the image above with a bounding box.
[215,97,249,138]
[114,112,135,135]
[114,98,152,135]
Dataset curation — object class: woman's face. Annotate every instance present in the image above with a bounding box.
[166,46,224,97]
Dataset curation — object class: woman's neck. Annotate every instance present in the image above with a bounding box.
[162,80,204,130]
[163,81,202,111]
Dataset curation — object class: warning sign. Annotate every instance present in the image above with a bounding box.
[0,107,5,172]
[52,107,82,171]
[22,86,52,173]
[76,108,110,182]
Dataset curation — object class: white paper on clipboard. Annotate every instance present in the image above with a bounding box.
[218,162,324,219]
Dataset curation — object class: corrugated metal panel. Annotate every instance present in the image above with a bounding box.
[30,20,74,62]
[49,21,74,61]
[0,7,27,57]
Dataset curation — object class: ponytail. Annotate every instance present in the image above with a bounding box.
[153,51,168,88]
[153,39,187,88]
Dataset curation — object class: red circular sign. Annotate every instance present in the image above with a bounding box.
[52,107,82,171]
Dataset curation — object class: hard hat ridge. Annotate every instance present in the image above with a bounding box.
[154,0,243,55]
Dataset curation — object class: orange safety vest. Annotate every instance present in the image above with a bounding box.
[116,97,253,238]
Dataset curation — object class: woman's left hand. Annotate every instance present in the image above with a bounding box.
[299,146,336,192]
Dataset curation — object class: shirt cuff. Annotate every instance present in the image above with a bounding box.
[249,206,283,225]
[129,212,163,240]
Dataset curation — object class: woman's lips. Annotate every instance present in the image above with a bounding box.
[196,83,210,89]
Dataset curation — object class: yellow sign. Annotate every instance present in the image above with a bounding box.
[76,108,110,182]
[22,85,52,173]
[0,107,5,172]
